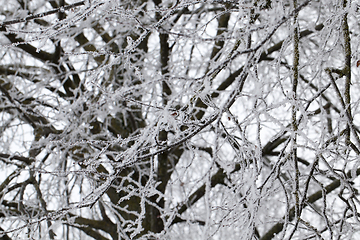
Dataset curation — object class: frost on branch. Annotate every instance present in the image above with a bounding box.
[1,0,360,239]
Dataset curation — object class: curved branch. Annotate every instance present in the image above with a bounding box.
[260,167,360,240]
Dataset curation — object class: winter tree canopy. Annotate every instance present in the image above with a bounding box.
[1,0,360,239]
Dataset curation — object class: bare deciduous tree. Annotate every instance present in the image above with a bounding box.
[1,0,360,239]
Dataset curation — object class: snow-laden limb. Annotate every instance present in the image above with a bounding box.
[1,0,360,239]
